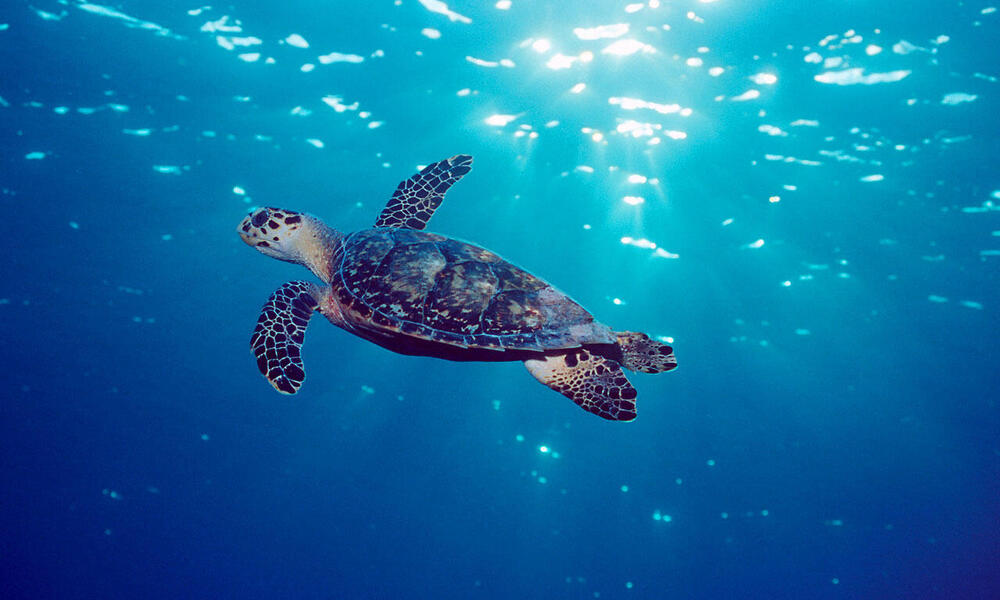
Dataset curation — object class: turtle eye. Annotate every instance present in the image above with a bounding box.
[251,209,269,228]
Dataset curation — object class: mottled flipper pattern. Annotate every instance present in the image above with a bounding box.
[374,154,473,230]
[617,331,678,373]
[251,281,321,394]
[525,349,638,421]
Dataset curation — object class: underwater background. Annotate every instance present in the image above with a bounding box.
[2,0,998,598]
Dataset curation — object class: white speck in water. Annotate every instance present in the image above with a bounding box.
[573,24,629,40]
[285,33,309,48]
[731,89,760,101]
[602,39,655,56]
[531,38,551,53]
[750,72,777,85]
[321,95,359,112]
[815,68,910,85]
[759,124,787,137]
[318,52,364,64]
[545,53,577,70]
[941,92,978,105]
[485,114,517,126]
[418,0,472,23]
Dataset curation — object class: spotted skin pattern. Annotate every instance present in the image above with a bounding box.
[524,349,638,421]
[374,154,473,230]
[251,281,319,394]
[239,208,303,249]
[617,331,678,373]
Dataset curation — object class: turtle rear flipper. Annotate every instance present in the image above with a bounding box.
[374,155,473,230]
[525,349,638,421]
[617,331,677,373]
[251,281,322,394]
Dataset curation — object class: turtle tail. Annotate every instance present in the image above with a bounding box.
[615,331,677,373]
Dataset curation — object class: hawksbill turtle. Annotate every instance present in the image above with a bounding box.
[237,155,677,421]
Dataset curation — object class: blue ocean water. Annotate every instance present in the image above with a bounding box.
[2,0,998,598]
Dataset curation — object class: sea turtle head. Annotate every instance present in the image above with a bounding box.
[237,207,311,262]
[237,207,341,280]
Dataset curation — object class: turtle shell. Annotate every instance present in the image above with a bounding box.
[331,228,614,351]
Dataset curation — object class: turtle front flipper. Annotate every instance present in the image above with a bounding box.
[251,281,322,394]
[524,349,638,421]
[374,154,473,230]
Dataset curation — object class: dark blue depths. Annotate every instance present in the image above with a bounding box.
[1,1,998,599]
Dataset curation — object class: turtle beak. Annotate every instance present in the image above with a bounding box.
[237,215,258,246]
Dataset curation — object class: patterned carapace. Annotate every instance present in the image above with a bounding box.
[331,228,611,351]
